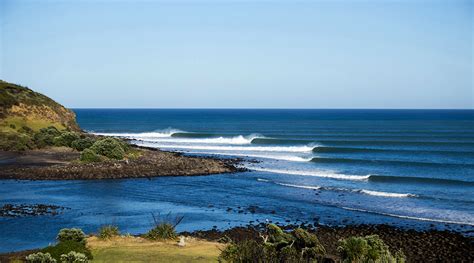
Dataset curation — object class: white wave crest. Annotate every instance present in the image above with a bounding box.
[275,182,322,190]
[250,167,370,181]
[181,151,312,162]
[257,178,270,182]
[140,134,262,145]
[341,207,474,226]
[358,189,416,198]
[258,179,414,198]
[139,142,315,153]
[93,128,182,139]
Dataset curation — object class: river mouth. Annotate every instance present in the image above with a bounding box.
[2,109,474,252]
[1,171,473,253]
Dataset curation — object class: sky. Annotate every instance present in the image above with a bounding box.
[0,0,472,109]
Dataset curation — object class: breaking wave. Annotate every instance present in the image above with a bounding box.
[250,167,370,181]
[258,179,416,198]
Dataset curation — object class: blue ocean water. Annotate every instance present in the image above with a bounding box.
[1,109,474,252]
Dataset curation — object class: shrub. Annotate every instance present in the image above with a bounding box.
[41,241,92,261]
[80,149,102,163]
[338,235,406,263]
[89,138,126,160]
[71,137,95,151]
[0,132,34,151]
[34,126,62,148]
[53,132,80,147]
[145,223,177,240]
[18,125,34,134]
[219,224,326,263]
[60,251,88,263]
[98,225,120,240]
[25,252,57,263]
[219,240,277,263]
[57,228,86,244]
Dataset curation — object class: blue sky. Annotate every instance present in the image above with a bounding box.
[1,0,472,108]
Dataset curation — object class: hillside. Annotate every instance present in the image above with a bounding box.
[0,80,80,133]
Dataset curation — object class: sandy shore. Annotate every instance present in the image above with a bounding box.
[0,146,241,180]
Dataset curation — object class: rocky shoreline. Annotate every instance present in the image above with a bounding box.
[0,204,69,217]
[185,223,474,263]
[0,146,242,180]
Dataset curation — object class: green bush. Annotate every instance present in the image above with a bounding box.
[80,148,102,163]
[219,224,326,263]
[19,125,34,134]
[98,225,120,240]
[60,251,88,263]
[337,235,406,263]
[144,223,177,240]
[89,138,126,160]
[34,126,62,148]
[53,132,80,147]
[0,132,34,151]
[25,252,57,263]
[71,137,95,151]
[41,241,92,261]
[219,240,278,263]
[57,228,86,244]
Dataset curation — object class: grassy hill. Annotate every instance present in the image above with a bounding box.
[0,80,79,132]
[0,80,80,150]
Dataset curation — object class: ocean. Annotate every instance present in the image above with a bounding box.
[1,109,473,252]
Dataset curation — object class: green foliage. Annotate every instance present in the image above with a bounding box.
[337,235,406,263]
[57,228,86,244]
[71,137,95,151]
[89,138,126,160]
[80,148,102,163]
[53,132,80,147]
[34,126,62,148]
[0,132,34,151]
[60,251,89,263]
[219,240,277,263]
[25,252,57,263]
[41,241,92,262]
[19,125,34,135]
[98,225,120,240]
[145,223,178,240]
[219,224,325,263]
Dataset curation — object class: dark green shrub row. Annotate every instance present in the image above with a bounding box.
[28,228,93,262]
[337,234,406,263]
[89,138,126,160]
[41,240,92,262]
[0,132,34,151]
[33,126,62,148]
[219,224,326,263]
[53,132,80,147]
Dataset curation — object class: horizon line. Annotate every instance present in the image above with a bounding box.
[70,108,474,110]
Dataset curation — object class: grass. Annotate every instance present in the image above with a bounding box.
[0,116,65,133]
[87,236,223,263]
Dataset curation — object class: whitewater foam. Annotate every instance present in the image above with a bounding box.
[357,189,416,198]
[138,142,315,153]
[182,151,312,162]
[93,128,182,138]
[138,134,263,145]
[260,179,414,198]
[341,207,474,226]
[250,167,370,181]
[275,182,322,190]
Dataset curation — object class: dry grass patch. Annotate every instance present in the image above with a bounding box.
[87,235,224,263]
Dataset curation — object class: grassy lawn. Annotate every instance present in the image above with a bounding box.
[87,236,224,263]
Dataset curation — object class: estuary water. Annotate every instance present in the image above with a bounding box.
[1,109,473,252]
